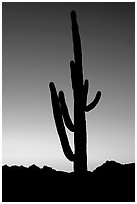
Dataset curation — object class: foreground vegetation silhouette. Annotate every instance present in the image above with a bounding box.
[49,10,101,173]
[2,161,135,202]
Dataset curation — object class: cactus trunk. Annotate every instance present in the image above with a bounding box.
[74,101,87,172]
[71,10,87,173]
[49,10,101,173]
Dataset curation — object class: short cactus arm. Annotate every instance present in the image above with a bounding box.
[83,79,89,106]
[59,91,74,132]
[84,79,89,96]
[49,82,74,161]
[85,91,101,112]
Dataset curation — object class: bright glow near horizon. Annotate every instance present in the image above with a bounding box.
[2,2,135,172]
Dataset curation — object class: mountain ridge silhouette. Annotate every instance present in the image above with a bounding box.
[2,160,135,202]
[2,160,134,172]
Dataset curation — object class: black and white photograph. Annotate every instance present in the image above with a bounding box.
[2,2,135,202]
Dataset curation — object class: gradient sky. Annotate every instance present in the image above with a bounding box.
[2,2,135,172]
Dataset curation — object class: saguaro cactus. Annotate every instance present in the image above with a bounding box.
[49,11,101,173]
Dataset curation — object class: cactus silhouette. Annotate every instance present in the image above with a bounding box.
[49,10,101,173]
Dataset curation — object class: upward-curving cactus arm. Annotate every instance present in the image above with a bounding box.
[84,79,89,95]
[49,82,74,161]
[59,91,74,132]
[83,79,89,106]
[85,91,101,112]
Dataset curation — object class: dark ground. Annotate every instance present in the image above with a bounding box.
[2,160,135,202]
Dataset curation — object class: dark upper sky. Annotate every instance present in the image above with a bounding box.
[2,2,135,172]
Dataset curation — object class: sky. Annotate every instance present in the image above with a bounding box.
[2,2,135,172]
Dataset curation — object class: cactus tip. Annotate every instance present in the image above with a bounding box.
[98,91,101,97]
[49,82,54,89]
[59,90,64,98]
[71,10,76,19]
[85,79,89,84]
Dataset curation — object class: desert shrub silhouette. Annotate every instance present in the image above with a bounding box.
[49,10,101,173]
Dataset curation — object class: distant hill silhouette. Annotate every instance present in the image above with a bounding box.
[2,161,135,202]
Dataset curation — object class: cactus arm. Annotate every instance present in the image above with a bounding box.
[59,91,74,132]
[83,79,89,106]
[49,82,74,161]
[85,91,101,112]
[84,79,89,96]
